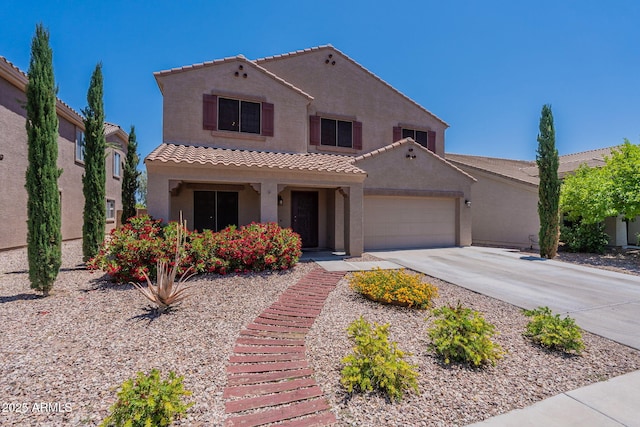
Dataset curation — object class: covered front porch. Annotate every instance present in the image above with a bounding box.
[145,144,368,255]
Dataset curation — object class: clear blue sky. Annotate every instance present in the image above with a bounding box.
[2,0,639,162]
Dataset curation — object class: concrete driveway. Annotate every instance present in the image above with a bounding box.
[370,246,640,350]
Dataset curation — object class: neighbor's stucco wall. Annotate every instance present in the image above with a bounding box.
[1,75,87,249]
[0,66,126,250]
[157,59,310,152]
[259,48,448,156]
[459,167,539,249]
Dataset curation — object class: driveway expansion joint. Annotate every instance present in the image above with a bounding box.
[223,267,343,426]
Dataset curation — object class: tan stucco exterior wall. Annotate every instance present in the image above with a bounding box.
[259,48,448,156]
[157,59,311,153]
[459,167,540,249]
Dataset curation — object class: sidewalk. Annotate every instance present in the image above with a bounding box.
[468,370,640,427]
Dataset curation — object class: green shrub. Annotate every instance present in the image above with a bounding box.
[427,303,504,367]
[100,369,192,427]
[349,268,438,309]
[560,221,609,254]
[341,316,419,401]
[523,306,585,354]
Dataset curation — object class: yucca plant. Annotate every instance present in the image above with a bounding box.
[132,215,195,313]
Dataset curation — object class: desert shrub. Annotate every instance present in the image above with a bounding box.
[523,306,585,354]
[88,217,301,282]
[100,369,192,427]
[560,221,609,254]
[87,215,167,282]
[349,268,438,309]
[213,222,302,274]
[341,316,419,401]
[427,303,504,367]
[133,216,195,313]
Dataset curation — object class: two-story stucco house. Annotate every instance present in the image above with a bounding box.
[146,45,475,256]
[0,55,128,251]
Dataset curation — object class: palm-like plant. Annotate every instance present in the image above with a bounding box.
[132,215,195,313]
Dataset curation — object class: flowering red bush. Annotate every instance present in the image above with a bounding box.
[88,216,302,282]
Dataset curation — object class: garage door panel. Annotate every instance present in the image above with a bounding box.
[364,196,456,250]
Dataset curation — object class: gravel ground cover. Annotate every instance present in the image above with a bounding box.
[1,240,639,426]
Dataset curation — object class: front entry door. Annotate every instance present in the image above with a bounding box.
[291,191,319,248]
[193,191,238,232]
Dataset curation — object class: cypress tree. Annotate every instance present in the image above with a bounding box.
[121,125,140,224]
[536,104,561,258]
[82,63,106,262]
[25,24,62,296]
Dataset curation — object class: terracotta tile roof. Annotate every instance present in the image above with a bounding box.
[254,45,449,127]
[104,122,128,138]
[153,55,313,100]
[447,145,621,185]
[354,138,476,181]
[446,153,539,186]
[145,143,366,175]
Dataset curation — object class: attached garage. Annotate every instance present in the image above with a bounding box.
[363,196,457,250]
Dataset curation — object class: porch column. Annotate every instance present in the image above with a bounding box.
[344,183,364,256]
[334,189,345,252]
[259,181,278,223]
[147,171,170,223]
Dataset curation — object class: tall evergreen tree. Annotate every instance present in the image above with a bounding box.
[25,24,62,296]
[536,104,561,258]
[121,125,140,223]
[82,63,106,262]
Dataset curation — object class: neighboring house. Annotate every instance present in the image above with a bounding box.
[146,45,475,255]
[0,55,127,251]
[448,146,638,249]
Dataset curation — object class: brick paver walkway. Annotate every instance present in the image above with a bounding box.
[224,268,344,427]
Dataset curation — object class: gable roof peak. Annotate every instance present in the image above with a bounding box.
[255,45,448,127]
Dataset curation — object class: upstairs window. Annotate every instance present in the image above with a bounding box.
[393,126,436,152]
[310,115,362,150]
[106,199,115,220]
[203,94,274,137]
[321,118,353,147]
[113,152,121,178]
[75,129,85,162]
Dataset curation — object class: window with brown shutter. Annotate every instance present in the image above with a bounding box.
[203,94,218,130]
[261,102,274,137]
[309,115,321,145]
[398,126,436,153]
[353,121,362,150]
[204,94,273,137]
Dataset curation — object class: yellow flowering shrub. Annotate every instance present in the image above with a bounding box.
[349,268,438,309]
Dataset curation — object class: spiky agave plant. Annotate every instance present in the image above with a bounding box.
[132,215,195,313]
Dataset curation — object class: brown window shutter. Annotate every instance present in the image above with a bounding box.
[427,130,436,152]
[309,115,320,145]
[203,94,218,130]
[393,126,402,142]
[261,102,274,137]
[353,121,363,150]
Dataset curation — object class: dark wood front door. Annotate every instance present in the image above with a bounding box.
[193,191,238,232]
[291,191,318,248]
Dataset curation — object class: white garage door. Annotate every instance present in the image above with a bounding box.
[364,196,456,250]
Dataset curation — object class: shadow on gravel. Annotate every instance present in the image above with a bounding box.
[0,293,44,303]
[129,306,180,324]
